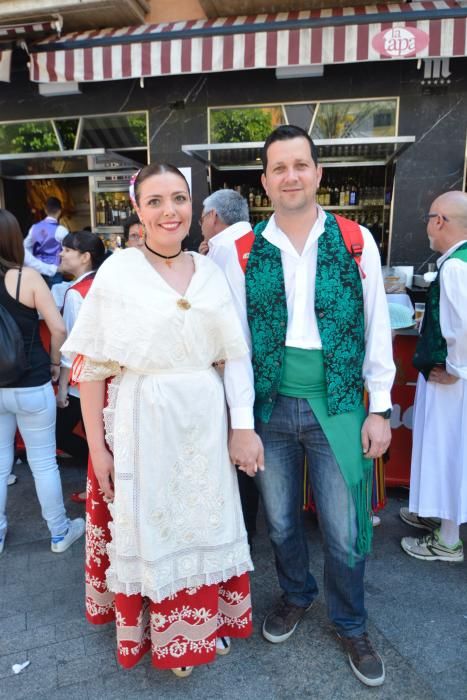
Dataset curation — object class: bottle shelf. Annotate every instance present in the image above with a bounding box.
[249,207,273,212]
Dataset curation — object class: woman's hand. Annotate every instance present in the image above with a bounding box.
[56,386,69,409]
[91,447,115,500]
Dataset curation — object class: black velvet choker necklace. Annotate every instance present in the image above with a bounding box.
[144,241,182,267]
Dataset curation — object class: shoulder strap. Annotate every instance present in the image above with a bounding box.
[235,230,255,274]
[15,267,23,301]
[333,214,366,280]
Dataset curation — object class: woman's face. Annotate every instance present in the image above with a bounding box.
[126,222,144,249]
[59,246,90,276]
[136,172,191,251]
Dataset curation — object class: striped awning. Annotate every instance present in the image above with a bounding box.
[0,18,62,82]
[0,20,62,39]
[29,1,467,84]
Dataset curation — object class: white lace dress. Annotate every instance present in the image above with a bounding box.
[62,248,253,603]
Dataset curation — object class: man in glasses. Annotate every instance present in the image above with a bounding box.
[401,190,467,562]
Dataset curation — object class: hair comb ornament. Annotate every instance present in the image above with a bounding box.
[129,169,141,208]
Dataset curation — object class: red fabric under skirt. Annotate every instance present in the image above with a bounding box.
[85,458,252,670]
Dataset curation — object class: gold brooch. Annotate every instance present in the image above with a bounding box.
[177,298,191,310]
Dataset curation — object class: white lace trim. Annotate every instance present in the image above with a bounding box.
[102,374,121,452]
[106,560,253,605]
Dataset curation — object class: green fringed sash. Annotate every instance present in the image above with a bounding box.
[279,346,373,560]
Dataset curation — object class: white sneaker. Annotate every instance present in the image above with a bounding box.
[51,518,85,553]
[0,530,6,555]
[372,514,381,527]
[7,474,17,486]
[216,636,231,655]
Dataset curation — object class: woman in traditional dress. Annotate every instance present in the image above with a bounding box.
[61,164,253,677]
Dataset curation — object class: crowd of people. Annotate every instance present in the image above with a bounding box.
[0,124,466,688]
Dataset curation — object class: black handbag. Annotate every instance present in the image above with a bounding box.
[0,267,30,387]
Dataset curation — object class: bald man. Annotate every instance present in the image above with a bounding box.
[401,191,467,562]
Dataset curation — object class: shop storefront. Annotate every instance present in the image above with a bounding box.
[0,0,464,264]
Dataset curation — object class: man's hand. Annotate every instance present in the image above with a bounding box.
[428,366,459,385]
[91,447,115,500]
[229,429,265,478]
[198,240,209,255]
[361,414,391,459]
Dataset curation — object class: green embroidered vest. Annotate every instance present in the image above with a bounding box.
[245,213,365,422]
[413,242,467,379]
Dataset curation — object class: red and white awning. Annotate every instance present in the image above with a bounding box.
[0,20,62,39]
[0,18,62,82]
[30,1,467,84]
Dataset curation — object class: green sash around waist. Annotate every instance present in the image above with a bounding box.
[278,346,373,558]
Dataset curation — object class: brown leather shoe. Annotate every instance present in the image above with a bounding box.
[262,597,313,643]
[338,633,385,686]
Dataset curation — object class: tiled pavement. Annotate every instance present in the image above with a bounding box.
[1,458,466,700]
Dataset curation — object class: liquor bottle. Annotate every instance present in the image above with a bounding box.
[112,198,120,225]
[248,188,255,207]
[349,181,359,206]
[344,181,351,207]
[324,183,331,207]
[339,183,346,207]
[105,198,113,225]
[119,200,127,222]
[332,183,340,206]
[96,197,105,226]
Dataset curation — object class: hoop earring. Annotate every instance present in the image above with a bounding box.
[139,224,144,240]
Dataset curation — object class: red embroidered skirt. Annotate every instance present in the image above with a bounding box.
[85,459,252,670]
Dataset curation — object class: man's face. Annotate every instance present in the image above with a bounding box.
[200,208,216,241]
[261,137,322,216]
[425,202,446,252]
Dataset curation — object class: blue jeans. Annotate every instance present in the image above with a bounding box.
[256,395,367,638]
[0,382,69,538]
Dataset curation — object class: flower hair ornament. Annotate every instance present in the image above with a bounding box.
[129,169,141,209]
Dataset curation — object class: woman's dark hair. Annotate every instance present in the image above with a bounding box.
[62,231,106,270]
[123,212,141,243]
[261,125,319,170]
[133,163,190,206]
[0,209,25,272]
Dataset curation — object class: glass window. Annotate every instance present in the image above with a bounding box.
[311,100,397,139]
[210,106,285,143]
[79,113,147,149]
[0,121,59,154]
[54,119,79,150]
[284,103,316,132]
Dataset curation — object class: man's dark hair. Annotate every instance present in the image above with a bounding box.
[262,125,319,171]
[45,197,62,216]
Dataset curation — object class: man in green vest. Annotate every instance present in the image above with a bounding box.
[401,191,467,561]
[224,125,395,687]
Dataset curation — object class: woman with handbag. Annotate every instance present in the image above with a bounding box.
[0,209,85,555]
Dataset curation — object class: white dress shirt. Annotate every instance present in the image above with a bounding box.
[439,239,467,380]
[23,216,68,276]
[207,221,253,270]
[223,207,395,429]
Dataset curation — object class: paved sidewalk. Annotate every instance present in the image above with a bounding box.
[1,458,466,700]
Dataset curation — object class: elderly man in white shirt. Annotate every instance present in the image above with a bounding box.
[222,125,394,688]
[401,191,467,563]
[198,188,259,546]
[198,188,252,267]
